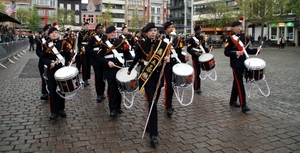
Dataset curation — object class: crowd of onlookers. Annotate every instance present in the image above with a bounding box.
[0,25,27,43]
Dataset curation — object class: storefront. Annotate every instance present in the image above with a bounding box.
[269,22,294,43]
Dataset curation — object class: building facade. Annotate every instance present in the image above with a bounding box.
[168,0,192,34]
[58,0,82,30]
[81,0,101,30]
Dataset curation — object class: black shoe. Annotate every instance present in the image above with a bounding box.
[117,109,124,114]
[229,101,240,108]
[196,89,202,94]
[59,110,66,118]
[167,107,173,117]
[150,135,159,148]
[96,96,102,103]
[40,93,48,100]
[101,94,106,100]
[50,113,59,120]
[242,105,251,113]
[110,110,117,117]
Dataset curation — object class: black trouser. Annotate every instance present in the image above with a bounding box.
[164,60,176,109]
[81,54,91,81]
[38,64,47,94]
[75,55,81,72]
[93,66,105,96]
[230,67,246,106]
[48,77,65,113]
[192,59,201,90]
[29,43,35,51]
[145,86,162,137]
[107,79,121,112]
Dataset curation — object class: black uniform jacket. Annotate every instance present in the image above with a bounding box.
[86,34,104,67]
[40,39,73,79]
[77,30,92,52]
[187,35,209,61]
[224,33,258,68]
[128,38,169,88]
[98,37,133,79]
[36,35,49,67]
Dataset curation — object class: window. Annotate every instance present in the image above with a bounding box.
[89,15,94,23]
[59,3,64,9]
[287,27,293,40]
[271,27,277,39]
[151,7,155,13]
[157,8,161,14]
[75,4,79,11]
[67,4,71,10]
[75,15,79,23]
[157,16,161,24]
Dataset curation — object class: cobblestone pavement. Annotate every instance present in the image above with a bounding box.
[0,47,300,153]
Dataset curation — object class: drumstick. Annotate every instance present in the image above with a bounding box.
[69,53,77,67]
[209,46,213,53]
[255,45,262,56]
[114,65,123,69]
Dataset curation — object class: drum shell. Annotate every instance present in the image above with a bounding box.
[244,68,264,81]
[172,63,193,87]
[54,67,80,93]
[244,58,266,81]
[118,79,138,92]
[198,53,215,71]
[116,68,138,92]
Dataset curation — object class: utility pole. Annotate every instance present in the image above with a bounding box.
[184,0,187,34]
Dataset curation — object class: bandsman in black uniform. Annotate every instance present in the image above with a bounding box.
[163,21,190,117]
[127,22,170,148]
[224,21,262,113]
[187,26,209,94]
[36,24,51,101]
[119,26,135,49]
[98,25,133,117]
[78,22,92,86]
[40,27,74,120]
[85,23,106,103]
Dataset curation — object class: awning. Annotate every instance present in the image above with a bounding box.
[0,12,21,24]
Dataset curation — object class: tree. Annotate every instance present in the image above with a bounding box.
[16,8,30,24]
[27,4,40,32]
[98,3,114,27]
[238,0,283,37]
[0,2,5,13]
[130,8,143,31]
[48,8,75,30]
[197,0,237,34]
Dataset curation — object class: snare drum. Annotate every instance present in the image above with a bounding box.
[244,58,266,81]
[198,53,215,71]
[54,66,81,93]
[116,68,138,92]
[172,63,194,87]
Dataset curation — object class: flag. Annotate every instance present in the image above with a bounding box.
[6,3,16,16]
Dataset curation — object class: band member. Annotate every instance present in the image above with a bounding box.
[98,25,133,117]
[86,23,106,103]
[40,27,75,120]
[163,21,189,117]
[119,26,134,49]
[127,22,170,148]
[187,26,209,94]
[36,24,51,101]
[78,22,92,86]
[224,21,262,113]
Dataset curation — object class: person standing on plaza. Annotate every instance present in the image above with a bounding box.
[280,36,285,49]
[127,22,170,148]
[77,21,92,86]
[28,31,35,51]
[224,21,262,113]
[40,27,75,120]
[163,21,189,117]
[187,25,209,94]
[262,34,267,48]
[257,35,261,44]
[85,23,106,103]
[98,25,133,117]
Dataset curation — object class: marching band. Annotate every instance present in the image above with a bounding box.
[38,20,264,148]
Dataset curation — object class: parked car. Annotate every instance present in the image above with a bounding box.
[209,35,223,48]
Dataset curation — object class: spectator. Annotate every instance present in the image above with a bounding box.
[28,31,35,51]
[280,36,285,49]
[257,35,261,44]
[262,34,267,48]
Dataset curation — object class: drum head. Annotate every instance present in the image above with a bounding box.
[116,68,137,82]
[198,53,214,62]
[55,66,79,80]
[244,58,266,70]
[172,63,194,76]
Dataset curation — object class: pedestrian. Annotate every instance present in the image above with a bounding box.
[40,26,75,120]
[162,21,189,117]
[187,25,209,94]
[262,34,267,48]
[224,20,262,113]
[281,36,285,49]
[127,22,170,148]
[98,25,133,117]
[28,31,35,51]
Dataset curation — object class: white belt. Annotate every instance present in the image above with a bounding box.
[193,48,201,52]
[170,54,177,58]
[93,47,99,51]
[104,54,114,59]
[104,53,124,59]
[82,42,87,45]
